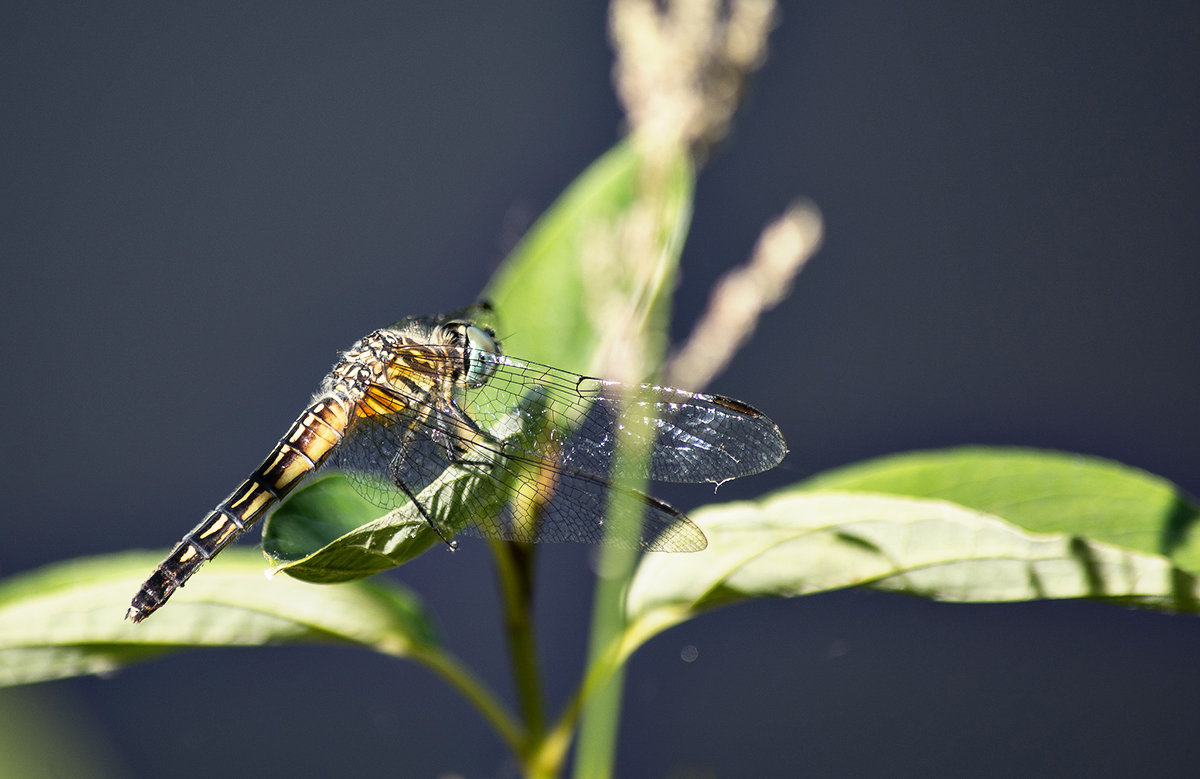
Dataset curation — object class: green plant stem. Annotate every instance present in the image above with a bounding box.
[408,645,524,757]
[490,540,547,758]
[571,452,651,777]
[571,558,631,778]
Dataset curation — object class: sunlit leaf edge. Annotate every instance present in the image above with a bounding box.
[0,550,438,687]
[626,487,1200,631]
[792,446,1200,572]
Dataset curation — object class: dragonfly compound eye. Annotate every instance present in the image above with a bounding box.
[464,325,500,387]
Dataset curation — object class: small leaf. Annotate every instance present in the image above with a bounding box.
[795,447,1200,572]
[261,475,387,563]
[262,474,431,582]
[626,491,1200,631]
[263,470,507,583]
[483,140,693,370]
[0,551,437,687]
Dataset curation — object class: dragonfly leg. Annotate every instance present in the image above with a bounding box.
[388,458,458,551]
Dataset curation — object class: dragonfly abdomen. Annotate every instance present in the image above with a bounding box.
[125,396,351,622]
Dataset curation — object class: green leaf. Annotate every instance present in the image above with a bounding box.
[262,474,433,583]
[483,140,693,370]
[625,490,1200,633]
[794,447,1200,573]
[262,475,398,567]
[263,470,506,583]
[0,550,437,687]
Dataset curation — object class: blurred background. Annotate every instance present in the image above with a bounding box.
[3,2,1198,776]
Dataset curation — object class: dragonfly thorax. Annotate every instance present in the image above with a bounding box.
[321,330,401,396]
[325,321,504,400]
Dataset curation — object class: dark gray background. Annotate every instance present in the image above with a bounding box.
[4,2,1198,776]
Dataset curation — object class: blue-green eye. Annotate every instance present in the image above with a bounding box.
[464,325,500,387]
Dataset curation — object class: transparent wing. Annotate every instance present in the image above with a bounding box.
[467,354,787,484]
[329,381,706,551]
[327,383,440,510]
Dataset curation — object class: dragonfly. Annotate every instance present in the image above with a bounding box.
[127,304,786,622]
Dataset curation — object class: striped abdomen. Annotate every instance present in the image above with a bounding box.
[125,396,351,622]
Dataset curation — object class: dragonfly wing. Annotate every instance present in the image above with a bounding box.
[457,440,707,552]
[329,384,452,510]
[639,387,788,482]
[330,381,706,551]
[468,357,787,485]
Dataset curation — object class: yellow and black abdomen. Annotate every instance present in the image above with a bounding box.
[126,396,351,622]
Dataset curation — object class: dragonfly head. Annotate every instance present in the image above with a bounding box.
[462,323,501,388]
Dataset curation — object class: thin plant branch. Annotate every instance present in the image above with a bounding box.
[611,0,777,160]
[408,644,524,757]
[489,540,546,751]
[667,201,822,390]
